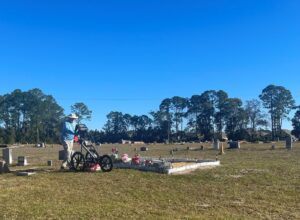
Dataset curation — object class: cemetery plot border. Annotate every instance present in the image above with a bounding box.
[114,158,220,175]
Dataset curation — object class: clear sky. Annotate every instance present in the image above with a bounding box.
[0,0,299,130]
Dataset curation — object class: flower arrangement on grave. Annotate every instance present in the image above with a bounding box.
[121,154,131,163]
[132,154,141,165]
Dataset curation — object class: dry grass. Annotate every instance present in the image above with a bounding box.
[0,142,300,219]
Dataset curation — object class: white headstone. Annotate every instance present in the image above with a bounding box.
[213,139,220,150]
[237,141,241,149]
[2,148,13,165]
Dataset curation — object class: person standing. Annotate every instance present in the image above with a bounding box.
[61,113,78,169]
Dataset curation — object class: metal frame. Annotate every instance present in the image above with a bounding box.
[70,124,113,172]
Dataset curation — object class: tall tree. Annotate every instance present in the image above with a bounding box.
[259,85,295,140]
[129,114,153,141]
[245,99,262,131]
[187,95,202,135]
[103,111,128,135]
[0,89,64,144]
[214,90,229,137]
[187,90,228,141]
[159,98,173,143]
[136,115,152,130]
[198,91,216,141]
[245,99,269,141]
[292,108,300,139]
[170,96,188,140]
[103,111,130,143]
[224,98,248,140]
[71,102,92,123]
[150,110,171,143]
[130,115,140,132]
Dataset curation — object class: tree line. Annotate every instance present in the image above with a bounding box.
[0,89,91,144]
[1,85,300,144]
[96,85,297,143]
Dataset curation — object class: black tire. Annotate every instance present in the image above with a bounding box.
[100,155,113,172]
[85,152,97,166]
[71,152,85,172]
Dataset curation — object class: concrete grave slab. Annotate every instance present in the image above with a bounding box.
[114,158,220,175]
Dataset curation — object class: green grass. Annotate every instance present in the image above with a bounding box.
[0,142,300,219]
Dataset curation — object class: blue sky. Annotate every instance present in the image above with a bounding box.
[0,0,299,129]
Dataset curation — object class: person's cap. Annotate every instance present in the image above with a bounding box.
[67,113,78,119]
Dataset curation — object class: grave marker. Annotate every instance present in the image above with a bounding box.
[229,141,241,149]
[2,148,13,165]
[213,139,220,150]
[286,135,293,150]
[0,160,10,174]
[18,156,28,166]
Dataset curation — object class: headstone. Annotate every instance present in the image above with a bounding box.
[286,136,293,150]
[0,160,10,174]
[47,160,53,166]
[59,150,65,161]
[229,141,241,149]
[140,147,148,152]
[2,148,13,165]
[213,139,220,150]
[18,156,28,166]
[35,142,45,148]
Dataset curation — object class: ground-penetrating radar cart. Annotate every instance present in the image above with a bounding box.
[70,124,113,172]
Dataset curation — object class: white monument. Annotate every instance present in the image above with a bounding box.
[2,148,13,165]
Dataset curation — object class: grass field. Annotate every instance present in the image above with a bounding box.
[0,142,300,219]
